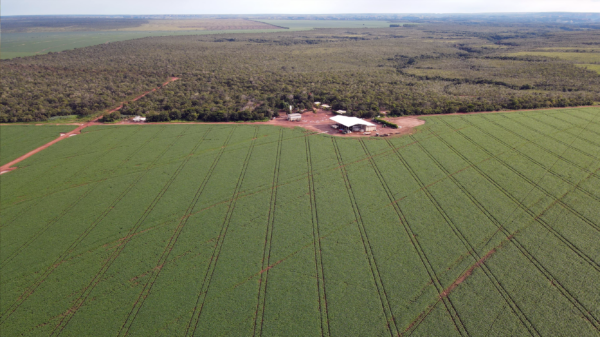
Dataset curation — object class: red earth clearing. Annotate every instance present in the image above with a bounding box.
[123,110,426,138]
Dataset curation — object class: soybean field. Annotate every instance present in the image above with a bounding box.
[0,124,78,166]
[1,107,599,336]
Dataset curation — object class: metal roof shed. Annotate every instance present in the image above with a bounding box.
[287,113,302,121]
[330,116,375,127]
[330,116,377,132]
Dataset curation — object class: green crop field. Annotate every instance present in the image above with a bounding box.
[257,20,397,29]
[0,124,78,166]
[1,107,599,336]
[576,64,600,74]
[509,51,600,64]
[0,29,292,59]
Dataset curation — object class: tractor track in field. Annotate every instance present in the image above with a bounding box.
[406,233,516,335]
[431,122,600,331]
[0,127,145,230]
[442,118,600,267]
[438,243,497,297]
[306,136,332,337]
[252,129,283,337]
[409,136,542,336]
[493,113,599,164]
[485,113,600,169]
[134,216,364,336]
[441,119,600,264]
[0,129,426,216]
[505,114,600,159]
[460,117,600,230]
[359,138,469,337]
[48,128,210,334]
[184,127,258,337]
[0,78,179,176]
[332,138,401,337]
[543,113,600,139]
[562,110,600,131]
[0,126,169,326]
[0,126,152,268]
[0,127,151,217]
[48,126,195,335]
[118,128,235,336]
[458,117,600,206]
[59,127,146,186]
[477,115,600,180]
[380,138,476,337]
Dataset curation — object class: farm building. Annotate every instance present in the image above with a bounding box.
[132,116,147,122]
[314,102,321,106]
[287,113,302,122]
[335,110,347,115]
[330,115,377,133]
[321,104,331,110]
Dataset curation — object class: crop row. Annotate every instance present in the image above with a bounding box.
[1,129,183,333]
[477,114,600,180]
[430,117,600,331]
[252,129,284,336]
[2,115,599,336]
[357,138,470,336]
[117,127,239,336]
[0,127,173,321]
[53,126,210,335]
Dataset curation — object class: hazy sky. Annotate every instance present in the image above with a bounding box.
[3,0,600,16]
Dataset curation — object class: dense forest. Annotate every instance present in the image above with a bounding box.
[2,23,600,123]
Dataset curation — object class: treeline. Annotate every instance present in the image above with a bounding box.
[2,25,600,123]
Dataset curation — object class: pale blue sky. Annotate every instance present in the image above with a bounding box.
[3,0,599,16]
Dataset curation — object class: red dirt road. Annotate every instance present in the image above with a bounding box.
[0,77,179,175]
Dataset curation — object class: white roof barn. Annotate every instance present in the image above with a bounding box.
[287,113,302,121]
[330,115,375,128]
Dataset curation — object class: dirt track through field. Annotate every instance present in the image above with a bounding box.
[0,77,179,175]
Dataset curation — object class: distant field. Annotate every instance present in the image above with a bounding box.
[1,108,599,335]
[0,28,290,59]
[1,19,400,60]
[509,51,600,64]
[576,64,600,74]
[258,20,396,29]
[113,19,280,32]
[0,125,78,166]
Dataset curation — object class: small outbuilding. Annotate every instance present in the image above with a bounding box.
[132,116,147,122]
[335,110,347,115]
[330,115,377,133]
[287,113,302,122]
[321,104,331,110]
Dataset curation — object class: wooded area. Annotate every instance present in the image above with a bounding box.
[2,23,599,123]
